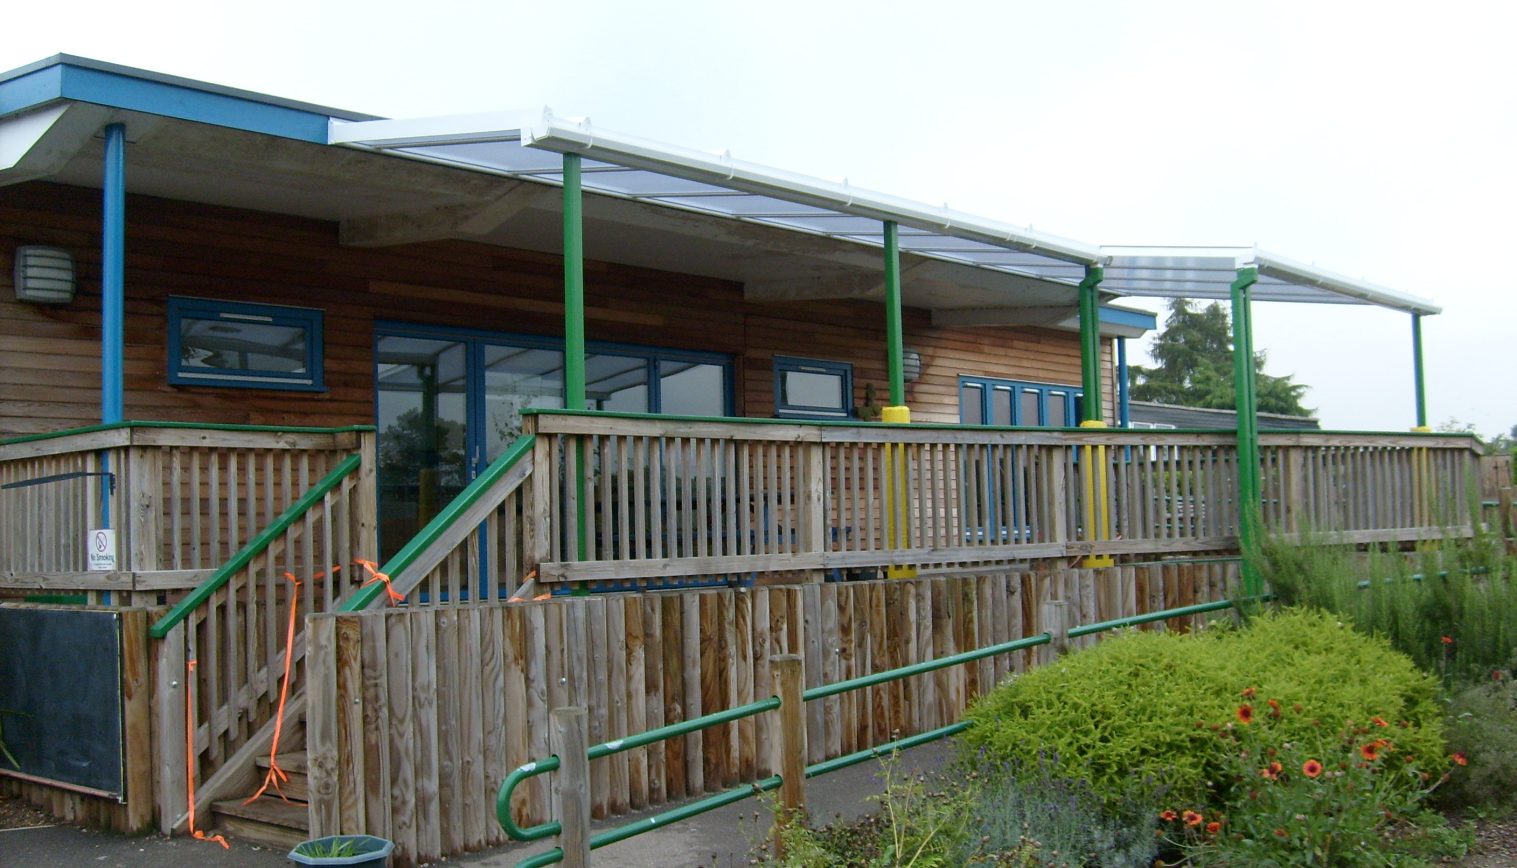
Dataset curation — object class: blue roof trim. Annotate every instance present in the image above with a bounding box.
[0,66,64,119]
[1098,305,1157,330]
[0,55,369,143]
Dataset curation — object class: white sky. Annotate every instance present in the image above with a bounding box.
[4,1,1513,436]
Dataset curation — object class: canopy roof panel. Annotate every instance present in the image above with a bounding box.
[330,110,1101,286]
[1102,246,1440,315]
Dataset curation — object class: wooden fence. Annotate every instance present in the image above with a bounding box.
[307,561,1237,867]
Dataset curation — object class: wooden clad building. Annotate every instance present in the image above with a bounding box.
[0,57,1483,862]
[0,180,1117,435]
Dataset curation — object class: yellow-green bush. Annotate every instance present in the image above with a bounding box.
[960,608,1444,808]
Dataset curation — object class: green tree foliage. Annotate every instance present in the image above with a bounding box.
[1130,298,1313,417]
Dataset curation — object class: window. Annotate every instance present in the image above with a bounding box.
[168,297,323,391]
[958,376,1082,427]
[774,356,853,419]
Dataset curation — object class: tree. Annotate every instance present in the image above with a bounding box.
[1130,298,1313,417]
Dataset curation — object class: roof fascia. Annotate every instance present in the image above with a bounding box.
[0,55,372,143]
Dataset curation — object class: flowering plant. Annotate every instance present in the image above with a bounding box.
[1160,690,1463,865]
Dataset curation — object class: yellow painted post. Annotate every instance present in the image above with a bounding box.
[1077,265,1114,568]
[882,406,916,578]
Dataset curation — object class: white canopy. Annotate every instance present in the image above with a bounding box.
[1101,246,1440,315]
[329,110,1101,288]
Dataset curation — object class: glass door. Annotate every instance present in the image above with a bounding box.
[375,336,469,559]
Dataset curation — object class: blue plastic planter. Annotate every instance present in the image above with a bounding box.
[287,835,394,866]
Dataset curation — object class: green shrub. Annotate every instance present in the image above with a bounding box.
[960,608,1444,809]
[1260,535,1517,682]
[1440,677,1517,812]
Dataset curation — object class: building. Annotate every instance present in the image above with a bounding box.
[0,55,1471,861]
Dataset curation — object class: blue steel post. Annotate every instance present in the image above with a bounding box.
[100,124,126,550]
[1411,313,1429,431]
[1116,336,1130,428]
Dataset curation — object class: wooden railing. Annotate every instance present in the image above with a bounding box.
[529,413,1480,586]
[149,442,378,833]
[0,423,376,604]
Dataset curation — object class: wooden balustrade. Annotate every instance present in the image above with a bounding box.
[151,435,377,833]
[529,414,1479,586]
[0,424,377,604]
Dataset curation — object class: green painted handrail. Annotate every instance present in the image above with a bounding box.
[1,420,374,447]
[498,593,1274,865]
[338,434,535,612]
[149,453,363,640]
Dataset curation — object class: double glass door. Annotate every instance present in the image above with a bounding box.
[375,323,731,560]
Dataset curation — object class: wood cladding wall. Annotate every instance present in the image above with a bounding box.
[0,182,1112,436]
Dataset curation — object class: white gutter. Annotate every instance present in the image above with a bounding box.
[1251,249,1440,316]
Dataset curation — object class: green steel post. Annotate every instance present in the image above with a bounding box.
[1078,265,1104,423]
[563,152,589,563]
[883,220,905,407]
[1411,313,1428,429]
[1230,266,1262,596]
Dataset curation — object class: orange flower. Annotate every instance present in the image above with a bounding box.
[1241,686,1256,699]
[1259,761,1283,781]
[1371,716,1389,728]
[1452,752,1468,767]
[1159,809,1178,822]
[1236,704,1255,725]
[1441,635,1455,645]
[1183,810,1204,827]
[1361,742,1381,761]
[1273,827,1289,839]
[1267,698,1282,717]
[1302,759,1324,778]
[1205,821,1222,835]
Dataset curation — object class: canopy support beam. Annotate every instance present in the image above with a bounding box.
[564,152,589,573]
[1077,265,1113,567]
[1411,313,1429,432]
[1231,266,1262,598]
[881,220,915,578]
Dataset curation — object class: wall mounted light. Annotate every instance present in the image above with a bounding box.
[902,348,923,383]
[13,246,75,304]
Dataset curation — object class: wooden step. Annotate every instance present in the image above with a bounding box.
[212,795,309,851]
[254,751,309,800]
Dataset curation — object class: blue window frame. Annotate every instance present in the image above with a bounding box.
[167,297,324,391]
[773,356,853,419]
[958,376,1081,427]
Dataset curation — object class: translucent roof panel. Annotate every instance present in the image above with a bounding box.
[329,111,1103,286]
[1100,246,1440,315]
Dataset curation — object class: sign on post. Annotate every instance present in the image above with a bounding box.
[87,529,117,571]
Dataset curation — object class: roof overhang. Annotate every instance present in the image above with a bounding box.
[1101,246,1440,316]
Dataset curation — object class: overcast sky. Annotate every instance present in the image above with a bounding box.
[5,1,1513,436]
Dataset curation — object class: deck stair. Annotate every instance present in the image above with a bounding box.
[210,749,311,850]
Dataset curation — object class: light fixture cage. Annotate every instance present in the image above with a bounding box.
[902,349,923,383]
[14,245,76,304]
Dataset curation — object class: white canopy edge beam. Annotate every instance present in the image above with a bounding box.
[1253,250,1441,316]
[1100,245,1440,316]
[520,113,1103,267]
